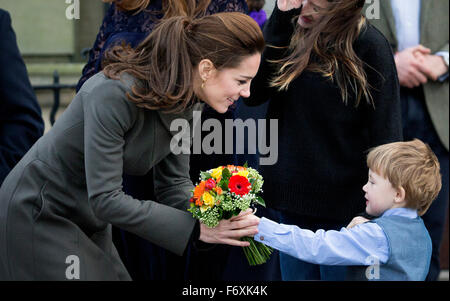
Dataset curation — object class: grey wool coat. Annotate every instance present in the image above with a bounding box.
[0,72,201,280]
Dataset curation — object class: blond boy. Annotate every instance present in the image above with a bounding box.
[254,139,441,280]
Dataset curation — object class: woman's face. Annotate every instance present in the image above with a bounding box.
[196,53,261,113]
[297,0,332,28]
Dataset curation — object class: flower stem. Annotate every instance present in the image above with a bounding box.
[241,237,273,266]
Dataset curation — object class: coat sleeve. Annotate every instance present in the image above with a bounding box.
[153,151,194,211]
[81,78,195,256]
[0,10,44,185]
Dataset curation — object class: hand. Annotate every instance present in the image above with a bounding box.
[346,216,369,229]
[277,0,302,11]
[199,209,260,247]
[394,45,431,88]
[414,52,449,81]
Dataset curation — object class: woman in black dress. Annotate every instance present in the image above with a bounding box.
[245,0,403,280]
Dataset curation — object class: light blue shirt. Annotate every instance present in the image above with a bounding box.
[391,0,449,80]
[391,0,421,52]
[254,208,418,266]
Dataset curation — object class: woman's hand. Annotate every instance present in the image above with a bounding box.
[346,216,369,229]
[199,209,260,247]
[277,0,302,11]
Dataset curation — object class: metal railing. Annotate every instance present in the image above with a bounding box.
[33,70,77,126]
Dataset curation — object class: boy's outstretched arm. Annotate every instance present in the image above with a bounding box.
[254,217,389,266]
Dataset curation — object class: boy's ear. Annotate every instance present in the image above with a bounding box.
[394,186,406,204]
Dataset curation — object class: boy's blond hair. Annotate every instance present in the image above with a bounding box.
[367,139,441,216]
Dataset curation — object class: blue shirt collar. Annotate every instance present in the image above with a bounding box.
[381,207,418,219]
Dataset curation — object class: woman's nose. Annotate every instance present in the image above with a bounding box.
[240,87,250,98]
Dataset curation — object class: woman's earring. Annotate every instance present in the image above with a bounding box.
[201,79,206,89]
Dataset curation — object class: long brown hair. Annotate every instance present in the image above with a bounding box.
[271,0,373,107]
[102,0,211,17]
[103,13,265,113]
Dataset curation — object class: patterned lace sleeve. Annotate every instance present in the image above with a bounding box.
[76,4,116,92]
[206,0,249,15]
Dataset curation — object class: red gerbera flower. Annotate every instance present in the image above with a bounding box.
[228,175,251,196]
[205,178,216,191]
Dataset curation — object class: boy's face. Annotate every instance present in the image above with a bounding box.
[362,169,399,216]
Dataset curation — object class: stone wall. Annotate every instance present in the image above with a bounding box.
[0,0,104,62]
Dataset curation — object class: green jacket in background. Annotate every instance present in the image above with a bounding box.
[365,0,449,151]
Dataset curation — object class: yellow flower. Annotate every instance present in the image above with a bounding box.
[200,206,209,213]
[202,192,215,207]
[211,167,223,180]
[237,170,249,178]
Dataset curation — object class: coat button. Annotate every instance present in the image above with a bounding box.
[260,236,264,241]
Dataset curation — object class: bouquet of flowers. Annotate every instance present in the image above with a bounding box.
[188,164,272,266]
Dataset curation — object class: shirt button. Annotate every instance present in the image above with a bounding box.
[260,236,264,241]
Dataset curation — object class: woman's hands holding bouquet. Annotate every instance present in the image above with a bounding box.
[199,208,259,247]
[188,164,272,265]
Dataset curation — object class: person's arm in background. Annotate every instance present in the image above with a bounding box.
[244,0,301,107]
[0,9,44,185]
[364,26,403,147]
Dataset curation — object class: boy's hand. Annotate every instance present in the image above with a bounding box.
[346,216,369,229]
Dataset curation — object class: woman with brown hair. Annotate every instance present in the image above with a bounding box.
[75,0,249,280]
[76,0,248,91]
[0,12,264,280]
[245,0,403,280]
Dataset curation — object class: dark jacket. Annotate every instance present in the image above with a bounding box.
[0,9,44,185]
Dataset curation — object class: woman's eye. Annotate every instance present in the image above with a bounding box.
[238,80,247,85]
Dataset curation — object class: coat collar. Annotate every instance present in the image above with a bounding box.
[419,0,431,41]
[381,1,397,42]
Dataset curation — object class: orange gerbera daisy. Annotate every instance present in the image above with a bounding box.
[194,181,206,199]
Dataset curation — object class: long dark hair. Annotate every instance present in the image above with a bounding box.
[271,0,372,107]
[102,13,265,113]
